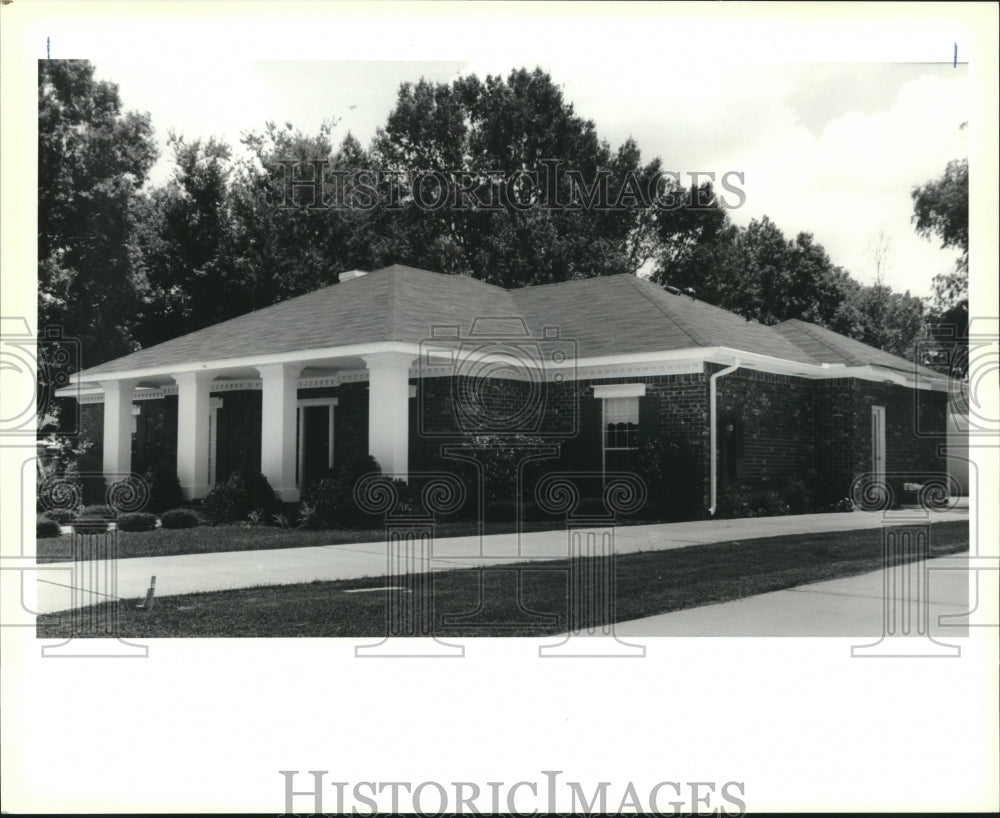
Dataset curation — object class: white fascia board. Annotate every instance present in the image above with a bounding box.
[593,383,647,398]
[68,341,423,385]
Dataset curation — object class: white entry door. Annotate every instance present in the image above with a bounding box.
[871,405,886,482]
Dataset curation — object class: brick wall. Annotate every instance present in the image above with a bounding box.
[714,366,815,493]
[66,368,947,514]
[214,390,262,480]
[133,396,178,475]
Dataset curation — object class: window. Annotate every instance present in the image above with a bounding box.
[603,396,640,450]
[592,384,646,473]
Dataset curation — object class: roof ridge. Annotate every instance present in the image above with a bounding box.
[780,318,866,363]
[386,267,401,341]
[619,274,708,348]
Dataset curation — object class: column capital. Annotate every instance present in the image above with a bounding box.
[361,351,417,371]
[99,377,140,392]
[255,362,304,380]
[173,370,216,387]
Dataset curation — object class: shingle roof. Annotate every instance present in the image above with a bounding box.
[79,265,517,376]
[74,265,940,381]
[511,275,816,364]
[772,319,940,379]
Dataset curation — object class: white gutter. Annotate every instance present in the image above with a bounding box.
[708,358,741,517]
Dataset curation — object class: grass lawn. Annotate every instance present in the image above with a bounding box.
[34,518,574,564]
[35,520,969,638]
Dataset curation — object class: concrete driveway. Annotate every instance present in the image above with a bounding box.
[30,506,969,618]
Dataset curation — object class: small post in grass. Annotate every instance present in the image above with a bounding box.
[137,576,157,612]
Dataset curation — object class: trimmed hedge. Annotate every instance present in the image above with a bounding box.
[37,518,63,538]
[117,512,158,532]
[79,504,117,520]
[160,508,199,529]
[41,508,75,525]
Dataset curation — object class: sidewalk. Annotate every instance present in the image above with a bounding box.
[31,506,969,616]
[613,554,971,637]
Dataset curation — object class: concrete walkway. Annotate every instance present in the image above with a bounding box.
[31,506,969,616]
[613,554,971,637]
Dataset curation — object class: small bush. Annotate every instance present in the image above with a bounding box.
[144,462,184,513]
[160,508,199,529]
[302,454,384,529]
[41,508,75,525]
[37,518,63,538]
[296,502,323,530]
[117,512,158,532]
[79,504,117,520]
[203,470,277,522]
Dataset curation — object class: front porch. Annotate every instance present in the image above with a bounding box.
[72,348,419,502]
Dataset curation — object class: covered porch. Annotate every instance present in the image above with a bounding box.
[67,346,420,502]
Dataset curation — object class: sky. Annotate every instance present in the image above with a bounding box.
[92,58,969,298]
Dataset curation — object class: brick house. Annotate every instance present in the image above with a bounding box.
[58,264,952,516]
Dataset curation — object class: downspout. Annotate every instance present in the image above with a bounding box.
[708,359,741,517]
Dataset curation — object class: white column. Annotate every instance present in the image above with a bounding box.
[100,379,138,481]
[362,352,415,480]
[257,363,303,502]
[175,371,214,500]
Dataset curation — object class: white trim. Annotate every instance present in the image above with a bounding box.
[63,343,953,397]
[871,405,886,483]
[593,383,646,399]
[708,360,741,517]
[69,340,422,384]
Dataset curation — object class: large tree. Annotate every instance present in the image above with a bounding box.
[911,155,968,376]
[38,59,157,367]
[364,67,710,287]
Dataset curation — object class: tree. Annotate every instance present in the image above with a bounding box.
[38,60,157,368]
[132,134,236,346]
[911,155,968,376]
[365,67,705,287]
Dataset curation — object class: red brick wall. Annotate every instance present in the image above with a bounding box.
[713,366,815,492]
[215,390,261,480]
[68,368,947,514]
[133,396,178,475]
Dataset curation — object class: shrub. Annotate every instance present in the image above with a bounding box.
[296,502,323,530]
[202,470,276,522]
[302,454,384,529]
[144,461,184,512]
[37,518,63,538]
[78,504,117,520]
[160,508,199,529]
[42,508,75,525]
[117,512,158,532]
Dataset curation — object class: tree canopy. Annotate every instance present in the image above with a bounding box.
[38,60,954,378]
[38,59,157,367]
[911,154,969,376]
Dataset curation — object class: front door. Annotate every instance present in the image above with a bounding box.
[300,405,332,490]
